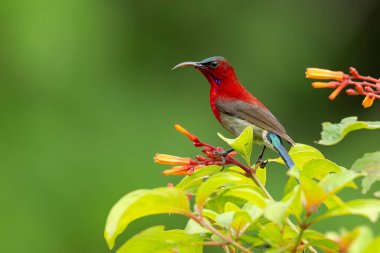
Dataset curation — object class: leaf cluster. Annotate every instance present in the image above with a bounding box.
[104,121,380,253]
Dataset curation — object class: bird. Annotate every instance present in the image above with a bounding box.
[173,56,295,169]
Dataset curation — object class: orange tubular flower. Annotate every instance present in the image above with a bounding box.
[328,84,347,101]
[362,95,375,108]
[154,154,193,165]
[162,166,190,176]
[174,124,199,142]
[311,82,338,89]
[306,68,344,81]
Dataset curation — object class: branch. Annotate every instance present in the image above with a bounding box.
[306,67,380,108]
[188,213,253,253]
[157,125,317,252]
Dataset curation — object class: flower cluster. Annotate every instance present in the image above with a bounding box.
[154,124,241,176]
[306,67,380,108]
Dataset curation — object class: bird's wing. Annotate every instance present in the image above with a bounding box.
[216,99,295,145]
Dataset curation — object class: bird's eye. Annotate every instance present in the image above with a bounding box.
[210,61,218,68]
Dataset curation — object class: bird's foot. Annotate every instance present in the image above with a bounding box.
[255,157,268,169]
[214,148,235,171]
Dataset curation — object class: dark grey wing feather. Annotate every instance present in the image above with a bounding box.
[216,100,295,145]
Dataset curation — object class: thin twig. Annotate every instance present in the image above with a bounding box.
[248,164,318,253]
[188,213,253,253]
[168,125,317,252]
[291,224,306,252]
[203,241,228,246]
[223,245,231,253]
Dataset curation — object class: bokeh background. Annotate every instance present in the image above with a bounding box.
[1,1,380,252]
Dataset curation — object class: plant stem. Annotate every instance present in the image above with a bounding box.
[203,241,228,246]
[247,165,318,253]
[292,224,305,253]
[222,245,231,253]
[188,213,253,253]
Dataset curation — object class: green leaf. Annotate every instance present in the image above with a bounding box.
[303,230,340,252]
[215,212,235,228]
[221,186,268,208]
[195,172,250,210]
[239,234,267,248]
[287,165,300,179]
[242,202,263,223]
[218,125,253,165]
[271,144,324,168]
[231,211,252,236]
[284,177,299,196]
[258,223,283,247]
[256,166,266,186]
[319,170,361,194]
[104,187,190,249]
[347,226,373,253]
[117,226,203,253]
[323,195,345,209]
[264,186,301,224]
[318,199,380,223]
[317,116,380,146]
[224,202,241,212]
[326,226,373,253]
[185,219,211,235]
[302,158,342,180]
[363,236,380,253]
[351,151,380,193]
[264,201,291,225]
[301,178,327,214]
[176,165,222,193]
[201,209,218,222]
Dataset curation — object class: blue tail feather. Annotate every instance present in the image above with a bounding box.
[266,132,295,169]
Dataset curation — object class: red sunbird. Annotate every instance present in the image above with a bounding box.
[173,56,295,168]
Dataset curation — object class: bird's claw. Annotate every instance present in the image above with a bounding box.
[215,149,234,172]
[256,157,268,169]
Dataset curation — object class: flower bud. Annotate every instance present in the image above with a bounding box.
[362,95,375,108]
[306,68,344,81]
[355,85,364,93]
[345,89,357,95]
[364,86,374,93]
[195,155,206,161]
[162,166,190,176]
[174,124,199,142]
[349,67,359,77]
[311,82,338,88]
[154,154,193,165]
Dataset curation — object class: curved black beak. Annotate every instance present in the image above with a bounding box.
[172,61,205,70]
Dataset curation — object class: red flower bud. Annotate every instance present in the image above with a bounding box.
[355,85,364,94]
[227,151,237,157]
[349,67,359,77]
[202,147,211,153]
[205,151,214,158]
[193,165,204,171]
[345,89,357,95]
[364,86,374,93]
[196,155,206,161]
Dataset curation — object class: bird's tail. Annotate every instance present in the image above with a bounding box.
[267,132,295,169]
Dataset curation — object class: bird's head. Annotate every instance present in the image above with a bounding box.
[173,56,237,87]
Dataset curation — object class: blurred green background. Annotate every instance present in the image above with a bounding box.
[1,1,380,252]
